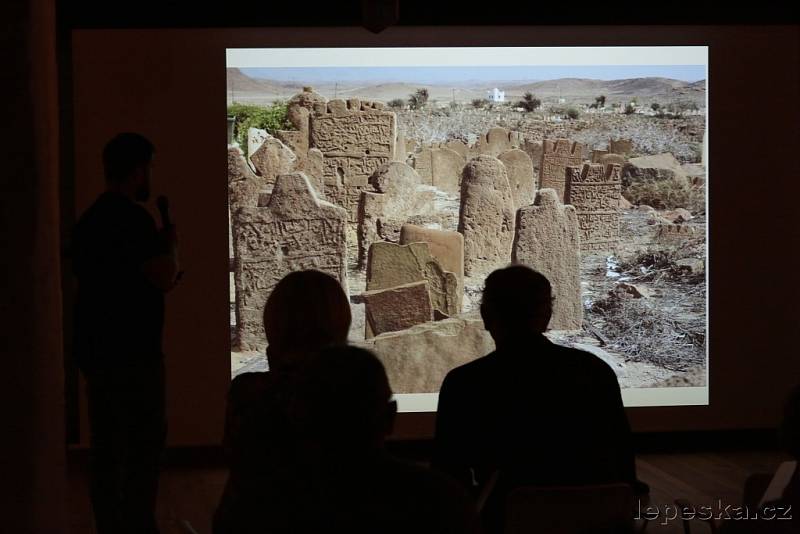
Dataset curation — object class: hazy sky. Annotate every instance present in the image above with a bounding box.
[240,65,706,84]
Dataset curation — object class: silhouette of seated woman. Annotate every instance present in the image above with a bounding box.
[432,265,641,532]
[214,270,351,534]
[221,269,352,454]
[279,345,480,533]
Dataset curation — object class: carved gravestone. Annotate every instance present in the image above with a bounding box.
[565,163,622,253]
[310,98,396,221]
[232,173,348,351]
[539,139,584,202]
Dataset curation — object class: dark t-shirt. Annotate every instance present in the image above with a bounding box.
[72,191,165,371]
[433,334,636,515]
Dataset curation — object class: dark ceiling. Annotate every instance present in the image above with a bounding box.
[57,1,799,29]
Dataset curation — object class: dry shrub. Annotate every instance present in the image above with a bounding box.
[617,247,705,285]
[587,294,705,371]
[623,177,705,213]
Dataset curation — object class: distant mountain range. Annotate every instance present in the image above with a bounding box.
[226,68,706,105]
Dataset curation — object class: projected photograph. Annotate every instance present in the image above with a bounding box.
[226,47,708,409]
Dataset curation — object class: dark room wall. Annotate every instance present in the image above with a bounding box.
[69,25,800,444]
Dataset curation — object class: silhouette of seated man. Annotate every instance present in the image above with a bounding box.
[719,384,800,533]
[276,345,480,533]
[214,270,352,534]
[433,265,640,531]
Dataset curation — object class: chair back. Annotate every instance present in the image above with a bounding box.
[504,483,635,534]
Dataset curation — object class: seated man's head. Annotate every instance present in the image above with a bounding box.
[480,265,553,344]
[263,270,351,370]
[103,132,155,202]
[289,345,396,454]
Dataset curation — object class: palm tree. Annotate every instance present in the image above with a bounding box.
[408,88,430,110]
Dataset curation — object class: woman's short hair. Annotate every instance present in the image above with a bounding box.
[263,270,351,358]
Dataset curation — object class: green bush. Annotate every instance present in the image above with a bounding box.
[472,98,489,109]
[624,104,636,115]
[565,107,581,120]
[387,98,405,109]
[227,101,292,155]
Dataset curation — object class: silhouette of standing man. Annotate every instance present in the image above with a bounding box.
[72,133,179,534]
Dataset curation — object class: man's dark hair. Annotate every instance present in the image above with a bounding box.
[102,133,155,183]
[481,265,554,331]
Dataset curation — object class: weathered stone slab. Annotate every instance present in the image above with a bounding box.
[413,147,465,193]
[598,153,626,167]
[458,155,515,277]
[591,149,610,163]
[275,87,327,166]
[443,139,469,159]
[356,316,495,393]
[498,148,535,207]
[248,131,298,191]
[399,224,464,307]
[228,146,265,212]
[366,241,459,319]
[609,138,634,156]
[474,127,518,157]
[512,188,582,330]
[622,153,688,185]
[363,281,433,338]
[357,162,434,267]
